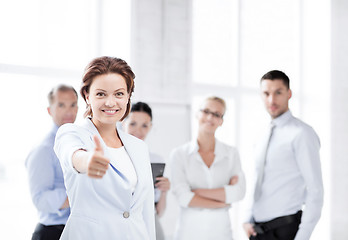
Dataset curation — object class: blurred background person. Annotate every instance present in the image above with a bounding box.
[25,84,78,240]
[123,101,170,240]
[169,96,246,240]
[243,70,324,240]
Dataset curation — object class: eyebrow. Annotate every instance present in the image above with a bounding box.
[114,88,126,92]
[95,88,126,92]
[95,89,106,92]
[263,87,284,92]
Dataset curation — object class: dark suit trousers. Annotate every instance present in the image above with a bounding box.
[31,223,64,240]
[250,215,301,240]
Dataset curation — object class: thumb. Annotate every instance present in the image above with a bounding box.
[93,135,103,154]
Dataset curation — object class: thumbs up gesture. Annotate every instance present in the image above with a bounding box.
[87,135,110,179]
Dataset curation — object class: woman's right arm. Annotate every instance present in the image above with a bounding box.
[170,148,228,209]
[54,125,109,179]
[188,194,230,208]
[72,136,110,178]
[71,150,90,173]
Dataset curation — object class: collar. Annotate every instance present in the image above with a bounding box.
[81,117,127,147]
[187,138,228,158]
[271,110,293,127]
[188,140,199,155]
[51,123,59,133]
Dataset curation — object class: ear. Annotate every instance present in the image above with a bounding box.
[47,107,52,116]
[288,89,292,100]
[220,117,224,126]
[85,92,90,104]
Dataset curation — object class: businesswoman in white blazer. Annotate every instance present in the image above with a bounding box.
[123,102,171,240]
[170,96,246,240]
[54,56,155,240]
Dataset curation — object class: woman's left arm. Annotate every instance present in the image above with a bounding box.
[154,177,170,217]
[194,149,246,204]
[223,150,246,204]
[192,175,238,202]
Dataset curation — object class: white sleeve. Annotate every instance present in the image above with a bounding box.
[54,124,87,175]
[224,148,246,204]
[169,148,195,208]
[293,127,324,240]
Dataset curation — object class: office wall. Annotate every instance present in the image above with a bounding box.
[331,0,348,239]
[130,0,192,238]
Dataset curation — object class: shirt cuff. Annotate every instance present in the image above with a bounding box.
[179,191,195,207]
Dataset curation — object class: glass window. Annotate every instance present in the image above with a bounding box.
[0,1,131,238]
[192,0,239,86]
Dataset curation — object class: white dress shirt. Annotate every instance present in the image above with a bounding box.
[170,139,246,240]
[25,124,69,225]
[248,110,324,240]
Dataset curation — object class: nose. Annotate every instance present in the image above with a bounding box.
[268,94,274,104]
[65,108,74,117]
[105,96,116,107]
[206,113,214,120]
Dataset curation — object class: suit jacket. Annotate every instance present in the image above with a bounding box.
[54,118,155,240]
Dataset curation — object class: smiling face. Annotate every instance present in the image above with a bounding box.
[86,73,129,127]
[261,79,292,119]
[197,99,225,134]
[123,112,152,141]
[48,90,78,127]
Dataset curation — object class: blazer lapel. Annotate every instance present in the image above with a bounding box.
[81,118,128,181]
[118,128,147,205]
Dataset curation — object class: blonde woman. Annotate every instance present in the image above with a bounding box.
[170,96,246,240]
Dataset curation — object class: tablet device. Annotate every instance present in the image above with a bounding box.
[150,163,165,186]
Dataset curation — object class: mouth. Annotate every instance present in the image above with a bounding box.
[269,105,278,112]
[63,119,74,123]
[102,109,120,115]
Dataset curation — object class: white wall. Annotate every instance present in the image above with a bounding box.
[331,0,348,239]
[131,0,193,238]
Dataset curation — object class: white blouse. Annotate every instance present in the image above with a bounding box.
[169,139,246,240]
[107,146,138,193]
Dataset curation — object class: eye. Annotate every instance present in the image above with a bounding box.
[115,92,125,97]
[213,112,223,118]
[201,109,210,114]
[142,124,149,128]
[276,91,282,95]
[96,92,105,97]
[71,103,77,107]
[129,122,136,126]
[58,103,64,107]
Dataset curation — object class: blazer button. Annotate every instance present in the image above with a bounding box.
[123,211,130,218]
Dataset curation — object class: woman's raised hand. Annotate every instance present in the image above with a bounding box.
[87,135,110,179]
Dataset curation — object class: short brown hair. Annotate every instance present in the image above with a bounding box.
[261,70,290,89]
[80,56,135,120]
[48,84,78,106]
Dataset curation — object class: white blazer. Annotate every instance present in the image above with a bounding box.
[54,118,155,240]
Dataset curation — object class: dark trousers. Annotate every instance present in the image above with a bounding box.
[250,211,302,240]
[31,223,65,240]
